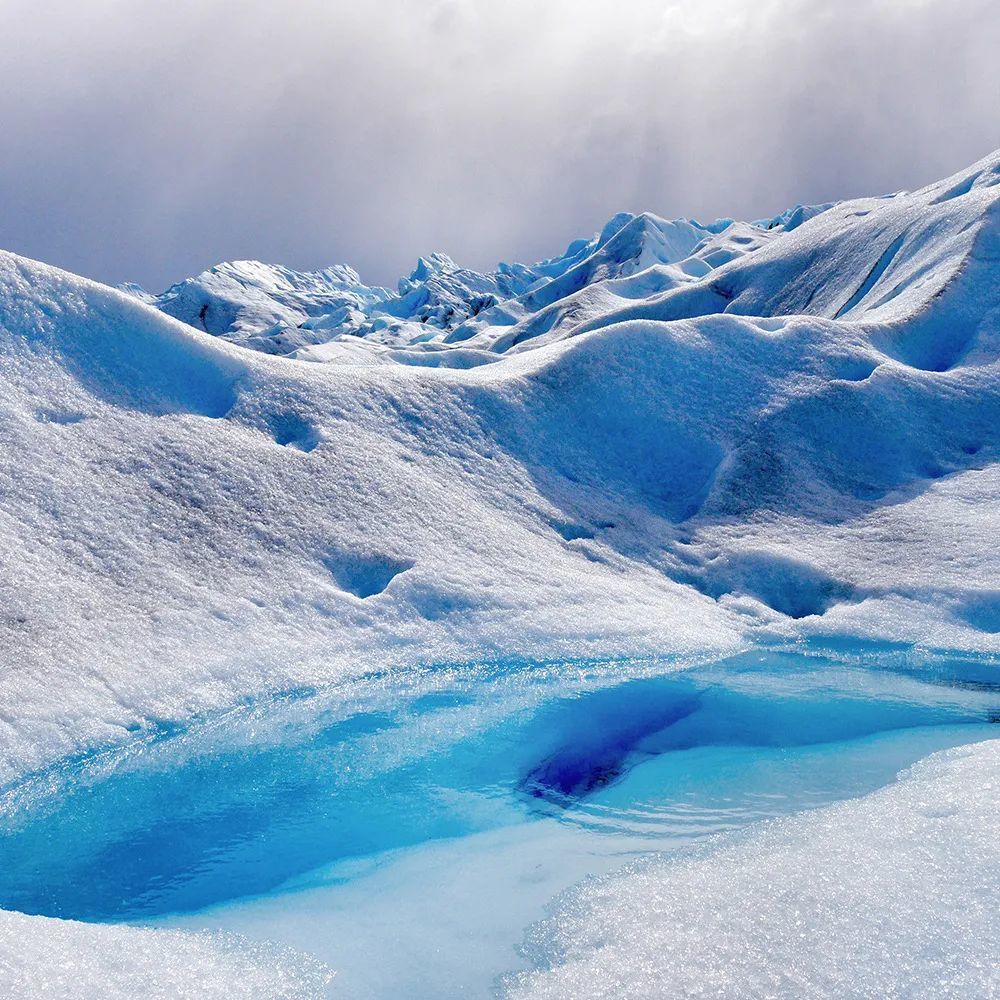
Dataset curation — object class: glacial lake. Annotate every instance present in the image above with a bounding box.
[1,642,997,997]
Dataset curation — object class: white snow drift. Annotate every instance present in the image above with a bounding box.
[506,739,1000,1000]
[0,910,330,999]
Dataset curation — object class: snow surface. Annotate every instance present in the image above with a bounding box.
[4,152,998,780]
[0,910,331,999]
[1,150,999,996]
[506,738,1000,1000]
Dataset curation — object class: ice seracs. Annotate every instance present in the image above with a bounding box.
[138,259,391,354]
[147,152,999,374]
[138,211,748,361]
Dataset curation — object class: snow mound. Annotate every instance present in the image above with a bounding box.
[2,251,246,417]
[506,739,1000,1000]
[0,910,331,999]
[0,247,746,784]
[2,152,1000,784]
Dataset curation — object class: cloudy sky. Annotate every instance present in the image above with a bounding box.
[0,0,997,290]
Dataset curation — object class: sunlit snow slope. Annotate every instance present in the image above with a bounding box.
[1,151,999,993]
[3,151,1000,776]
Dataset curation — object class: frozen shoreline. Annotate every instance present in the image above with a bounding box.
[3,648,998,998]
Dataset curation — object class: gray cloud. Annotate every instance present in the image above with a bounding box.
[0,0,996,290]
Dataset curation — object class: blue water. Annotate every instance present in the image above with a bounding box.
[0,646,996,926]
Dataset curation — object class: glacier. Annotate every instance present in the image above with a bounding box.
[0,151,998,997]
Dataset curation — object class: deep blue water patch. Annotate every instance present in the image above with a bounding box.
[0,648,996,923]
[521,682,701,800]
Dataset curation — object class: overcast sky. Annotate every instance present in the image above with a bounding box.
[0,0,997,290]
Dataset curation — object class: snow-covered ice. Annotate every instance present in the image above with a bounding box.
[506,738,1000,1000]
[1,150,999,997]
[0,910,331,999]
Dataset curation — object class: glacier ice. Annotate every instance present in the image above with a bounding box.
[1,149,999,997]
[0,910,331,999]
